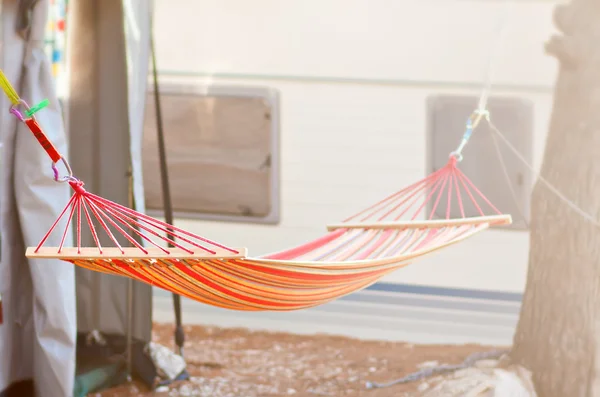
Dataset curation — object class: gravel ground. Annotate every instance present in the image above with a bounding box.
[95,323,505,397]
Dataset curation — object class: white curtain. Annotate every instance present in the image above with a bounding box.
[68,0,152,343]
[0,0,75,396]
[124,0,151,221]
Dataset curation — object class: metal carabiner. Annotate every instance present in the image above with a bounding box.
[52,156,74,183]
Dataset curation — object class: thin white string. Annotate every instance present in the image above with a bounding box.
[485,117,600,228]
[476,0,514,115]
[488,124,530,228]
[452,0,512,158]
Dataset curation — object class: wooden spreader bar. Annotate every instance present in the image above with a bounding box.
[26,247,248,260]
[327,214,512,231]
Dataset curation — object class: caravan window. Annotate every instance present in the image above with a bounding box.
[142,84,280,224]
[426,95,533,230]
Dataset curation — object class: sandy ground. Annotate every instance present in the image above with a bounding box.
[95,323,505,397]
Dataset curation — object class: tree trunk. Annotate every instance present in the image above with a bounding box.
[510,1,600,396]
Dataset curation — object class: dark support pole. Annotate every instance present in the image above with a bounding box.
[149,21,185,357]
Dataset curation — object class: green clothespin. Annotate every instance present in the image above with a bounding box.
[25,98,49,117]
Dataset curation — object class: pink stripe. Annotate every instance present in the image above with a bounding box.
[356,229,394,260]
[329,230,379,261]
[387,229,423,256]
[304,230,363,261]
[376,230,411,258]
[263,229,346,260]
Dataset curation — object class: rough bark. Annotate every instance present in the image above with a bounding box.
[510,0,600,396]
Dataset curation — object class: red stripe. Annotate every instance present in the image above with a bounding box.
[151,265,252,310]
[111,259,159,286]
[174,263,296,308]
[264,229,346,260]
[186,260,356,301]
[147,265,254,310]
[413,229,438,251]
[234,260,390,282]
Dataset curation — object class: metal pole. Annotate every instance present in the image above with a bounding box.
[149,16,185,357]
[126,164,135,379]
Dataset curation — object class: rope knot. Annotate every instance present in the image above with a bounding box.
[68,178,86,195]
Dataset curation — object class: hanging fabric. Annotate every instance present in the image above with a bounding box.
[0,0,75,396]
[44,0,67,91]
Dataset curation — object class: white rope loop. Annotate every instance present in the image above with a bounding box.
[449,0,513,160]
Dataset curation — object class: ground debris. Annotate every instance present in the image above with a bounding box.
[96,323,506,397]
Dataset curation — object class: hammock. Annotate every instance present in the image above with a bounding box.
[0,71,511,311]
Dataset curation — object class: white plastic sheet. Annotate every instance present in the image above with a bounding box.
[0,0,76,395]
[68,0,153,344]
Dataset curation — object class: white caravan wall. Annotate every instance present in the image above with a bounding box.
[152,0,558,294]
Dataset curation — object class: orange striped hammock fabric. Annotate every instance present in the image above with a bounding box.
[0,70,511,312]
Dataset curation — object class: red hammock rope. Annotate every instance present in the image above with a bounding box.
[7,97,239,257]
[31,154,503,258]
[342,155,502,224]
[12,95,504,259]
[36,178,239,256]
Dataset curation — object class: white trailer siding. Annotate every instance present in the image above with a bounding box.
[151,0,559,343]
